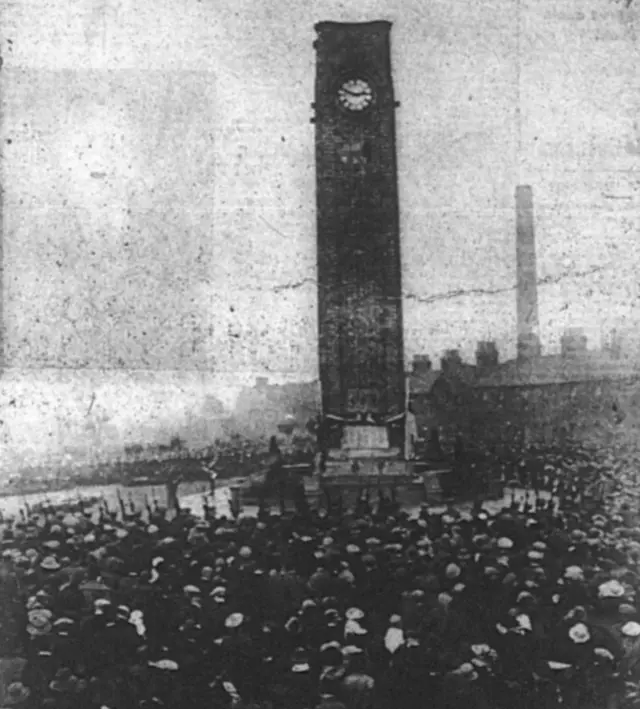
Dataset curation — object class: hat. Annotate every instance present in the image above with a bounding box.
[115,529,128,539]
[42,540,60,550]
[497,538,514,549]
[598,580,626,598]
[53,617,75,629]
[568,623,591,644]
[27,605,53,631]
[3,682,30,705]
[225,613,244,629]
[183,585,201,594]
[564,566,584,581]
[40,556,61,571]
[239,546,252,558]
[445,563,461,579]
[594,647,615,661]
[515,614,532,632]
[341,645,364,656]
[80,580,109,593]
[28,609,53,626]
[148,659,179,670]
[345,607,364,621]
[621,621,640,637]
[147,525,159,534]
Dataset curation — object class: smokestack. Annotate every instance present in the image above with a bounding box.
[515,185,541,361]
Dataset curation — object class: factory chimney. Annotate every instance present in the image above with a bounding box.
[515,185,541,361]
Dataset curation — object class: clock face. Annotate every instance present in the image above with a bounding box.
[337,78,374,112]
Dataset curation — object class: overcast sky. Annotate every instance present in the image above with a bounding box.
[1,0,639,464]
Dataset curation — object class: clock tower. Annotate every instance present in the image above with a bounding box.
[313,21,405,425]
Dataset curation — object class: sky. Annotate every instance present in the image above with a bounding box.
[1,0,640,465]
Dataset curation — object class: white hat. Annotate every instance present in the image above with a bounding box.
[568,622,591,644]
[225,613,244,629]
[598,580,626,598]
[345,607,364,621]
[621,621,640,637]
[445,563,461,579]
[148,659,179,670]
[41,556,61,571]
[564,566,584,581]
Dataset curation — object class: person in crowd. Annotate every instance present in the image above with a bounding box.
[0,437,640,708]
[263,436,287,516]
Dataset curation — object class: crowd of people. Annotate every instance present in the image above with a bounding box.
[0,441,639,709]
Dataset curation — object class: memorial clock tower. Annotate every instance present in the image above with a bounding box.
[313,21,405,430]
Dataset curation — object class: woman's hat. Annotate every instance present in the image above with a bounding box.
[26,617,52,636]
[621,621,640,637]
[40,556,61,571]
[225,613,244,629]
[3,682,31,705]
[28,609,52,626]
